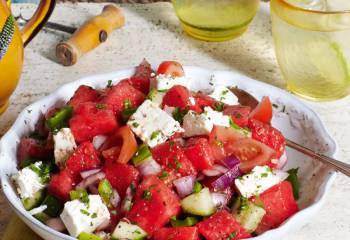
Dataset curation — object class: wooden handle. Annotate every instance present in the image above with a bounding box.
[56,4,125,66]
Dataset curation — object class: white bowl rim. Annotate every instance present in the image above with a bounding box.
[0,66,338,240]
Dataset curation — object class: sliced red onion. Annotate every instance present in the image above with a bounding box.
[46,218,66,232]
[96,219,110,231]
[211,164,241,190]
[137,158,161,176]
[88,184,99,194]
[223,156,240,169]
[202,164,228,177]
[121,184,134,212]
[211,192,229,209]
[196,173,205,181]
[76,171,105,190]
[173,175,196,198]
[92,135,107,149]
[80,168,102,179]
[276,151,287,170]
[110,190,121,208]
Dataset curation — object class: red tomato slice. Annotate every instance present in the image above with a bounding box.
[225,138,276,173]
[250,96,273,124]
[157,61,185,77]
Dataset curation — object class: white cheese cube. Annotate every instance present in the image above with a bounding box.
[53,128,77,166]
[183,111,213,137]
[163,105,176,116]
[60,195,110,237]
[203,107,231,128]
[183,107,230,137]
[127,100,184,148]
[151,74,191,91]
[235,166,289,198]
[12,162,47,199]
[209,86,238,105]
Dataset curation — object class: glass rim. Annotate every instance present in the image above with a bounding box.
[279,0,350,14]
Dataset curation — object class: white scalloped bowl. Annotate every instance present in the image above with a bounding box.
[0,66,337,240]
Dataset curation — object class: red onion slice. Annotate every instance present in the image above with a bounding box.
[110,189,121,208]
[46,218,66,232]
[76,171,105,190]
[88,184,99,194]
[121,184,135,212]
[211,164,240,190]
[223,156,240,169]
[92,135,107,149]
[173,175,196,198]
[211,192,229,209]
[202,164,228,176]
[80,168,102,179]
[137,158,161,176]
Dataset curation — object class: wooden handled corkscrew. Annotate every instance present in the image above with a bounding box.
[56,4,125,66]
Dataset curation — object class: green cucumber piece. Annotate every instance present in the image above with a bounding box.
[78,232,102,240]
[42,195,63,217]
[112,221,147,240]
[33,212,50,223]
[132,144,151,166]
[233,198,266,232]
[181,188,215,216]
[46,106,73,133]
[98,179,113,205]
[287,168,299,200]
[22,189,45,211]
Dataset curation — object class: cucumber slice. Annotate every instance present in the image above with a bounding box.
[42,195,64,217]
[112,221,147,240]
[33,212,50,223]
[181,188,215,216]
[78,232,102,240]
[22,189,45,211]
[233,198,266,232]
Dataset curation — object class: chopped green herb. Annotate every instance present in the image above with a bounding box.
[147,89,157,100]
[227,231,237,240]
[172,107,188,123]
[130,183,136,194]
[214,102,224,112]
[235,113,242,119]
[193,181,202,193]
[106,80,113,88]
[238,197,249,213]
[159,171,169,179]
[121,99,136,122]
[95,104,106,109]
[132,144,151,166]
[150,130,161,140]
[174,157,182,172]
[287,168,299,200]
[80,209,90,216]
[142,190,152,201]
[29,163,50,184]
[132,122,139,128]
[91,213,97,218]
[70,189,89,206]
[261,172,268,178]
[272,103,279,108]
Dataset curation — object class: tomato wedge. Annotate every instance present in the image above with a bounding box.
[225,138,276,173]
[157,61,185,77]
[250,96,273,124]
[100,126,137,164]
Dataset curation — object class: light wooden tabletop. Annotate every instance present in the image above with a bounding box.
[1,2,350,239]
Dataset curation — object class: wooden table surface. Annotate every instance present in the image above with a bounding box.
[1,2,350,239]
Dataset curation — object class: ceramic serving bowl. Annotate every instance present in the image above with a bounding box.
[0,66,337,240]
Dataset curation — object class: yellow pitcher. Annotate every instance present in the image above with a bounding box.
[0,0,55,114]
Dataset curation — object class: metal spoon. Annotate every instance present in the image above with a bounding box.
[230,87,350,177]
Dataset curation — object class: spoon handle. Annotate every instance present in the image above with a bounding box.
[286,139,350,177]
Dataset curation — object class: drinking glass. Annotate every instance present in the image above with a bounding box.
[271,0,350,101]
[172,0,260,42]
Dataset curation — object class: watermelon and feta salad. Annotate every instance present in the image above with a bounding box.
[12,60,300,240]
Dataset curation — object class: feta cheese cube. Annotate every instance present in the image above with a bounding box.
[203,107,231,128]
[183,111,213,137]
[163,105,176,116]
[60,195,110,237]
[209,86,238,105]
[151,74,191,91]
[127,100,184,148]
[183,107,230,137]
[53,128,77,166]
[12,162,47,199]
[235,166,289,198]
